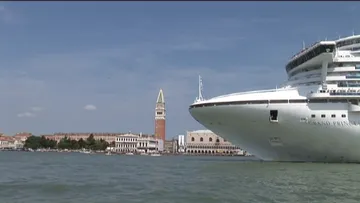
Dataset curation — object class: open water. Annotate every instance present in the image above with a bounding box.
[0,152,360,203]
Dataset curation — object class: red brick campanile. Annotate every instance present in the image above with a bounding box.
[155,89,166,147]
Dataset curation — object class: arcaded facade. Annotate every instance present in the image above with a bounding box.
[186,130,242,155]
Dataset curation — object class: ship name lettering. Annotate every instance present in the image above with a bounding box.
[306,120,360,126]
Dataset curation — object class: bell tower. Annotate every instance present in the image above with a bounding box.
[155,89,166,146]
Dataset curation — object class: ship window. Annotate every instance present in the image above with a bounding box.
[269,110,278,121]
[321,114,326,118]
[311,114,315,118]
[289,99,308,103]
[331,114,336,118]
[309,99,328,103]
[350,100,358,105]
[342,114,346,118]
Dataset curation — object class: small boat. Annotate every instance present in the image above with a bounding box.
[125,152,134,156]
[150,153,161,157]
[105,151,112,156]
[140,152,148,156]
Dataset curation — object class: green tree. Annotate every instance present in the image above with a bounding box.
[58,136,71,149]
[70,139,79,149]
[100,139,110,150]
[86,134,96,149]
[93,139,109,151]
[39,136,49,148]
[78,138,86,149]
[24,136,41,150]
[47,139,57,149]
[94,140,102,150]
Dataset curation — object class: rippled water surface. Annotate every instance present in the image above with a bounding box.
[1,152,360,203]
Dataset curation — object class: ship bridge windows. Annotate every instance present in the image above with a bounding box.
[289,65,321,78]
[337,37,360,48]
[286,44,335,73]
[321,114,326,118]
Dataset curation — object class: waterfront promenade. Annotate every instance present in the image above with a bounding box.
[0,148,251,157]
[0,133,249,157]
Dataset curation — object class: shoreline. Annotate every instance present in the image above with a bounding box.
[0,148,253,157]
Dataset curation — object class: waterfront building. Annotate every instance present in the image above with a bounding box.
[157,139,164,152]
[0,136,16,149]
[115,133,138,153]
[155,89,166,148]
[14,132,32,142]
[137,135,161,153]
[43,132,161,153]
[172,138,178,153]
[0,132,30,149]
[178,135,185,153]
[164,138,177,153]
[186,130,244,155]
[44,132,120,144]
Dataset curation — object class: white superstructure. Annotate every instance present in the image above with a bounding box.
[189,34,360,163]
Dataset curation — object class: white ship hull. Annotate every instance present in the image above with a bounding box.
[189,34,360,162]
[189,92,360,162]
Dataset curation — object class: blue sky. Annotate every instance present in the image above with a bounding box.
[0,2,357,137]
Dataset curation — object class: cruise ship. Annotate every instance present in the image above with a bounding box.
[189,34,360,163]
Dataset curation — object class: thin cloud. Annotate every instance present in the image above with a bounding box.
[17,112,36,118]
[84,104,97,111]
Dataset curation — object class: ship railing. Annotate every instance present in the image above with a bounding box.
[290,42,320,60]
[212,87,295,99]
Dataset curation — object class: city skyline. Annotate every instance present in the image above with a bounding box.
[0,2,358,137]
